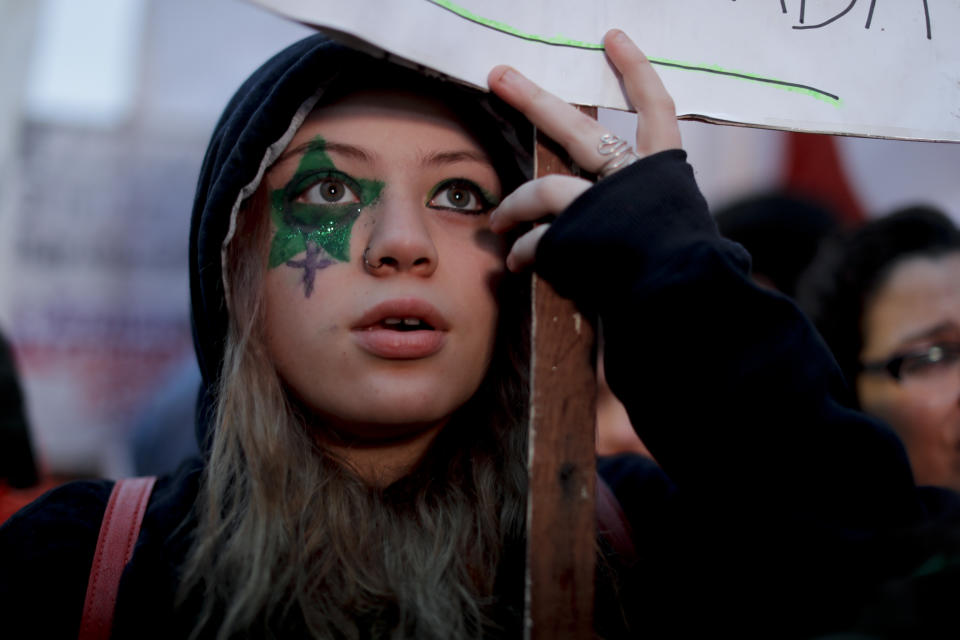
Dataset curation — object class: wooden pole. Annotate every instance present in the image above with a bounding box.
[524,107,599,640]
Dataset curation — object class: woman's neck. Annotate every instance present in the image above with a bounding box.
[321,421,448,487]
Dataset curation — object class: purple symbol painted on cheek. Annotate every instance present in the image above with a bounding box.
[286,241,334,298]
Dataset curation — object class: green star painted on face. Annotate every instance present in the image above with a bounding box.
[268,137,384,277]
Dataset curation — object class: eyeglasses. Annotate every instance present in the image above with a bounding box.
[860,342,960,383]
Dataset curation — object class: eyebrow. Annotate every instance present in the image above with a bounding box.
[898,321,960,345]
[276,140,493,171]
[419,149,493,168]
[275,139,373,166]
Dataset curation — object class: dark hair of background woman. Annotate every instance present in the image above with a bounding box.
[797,206,960,398]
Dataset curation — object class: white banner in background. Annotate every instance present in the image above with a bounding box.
[250,0,960,142]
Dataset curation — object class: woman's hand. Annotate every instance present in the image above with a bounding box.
[487,29,682,271]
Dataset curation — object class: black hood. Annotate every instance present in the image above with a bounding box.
[188,33,533,447]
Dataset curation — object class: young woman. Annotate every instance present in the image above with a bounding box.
[800,207,960,493]
[2,30,959,639]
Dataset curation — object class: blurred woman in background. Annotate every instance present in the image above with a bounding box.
[799,206,960,492]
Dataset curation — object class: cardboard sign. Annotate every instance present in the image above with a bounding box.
[250,0,960,142]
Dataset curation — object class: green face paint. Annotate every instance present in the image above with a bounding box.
[478,185,500,209]
[268,136,384,269]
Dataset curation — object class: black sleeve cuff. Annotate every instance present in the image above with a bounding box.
[534,149,749,310]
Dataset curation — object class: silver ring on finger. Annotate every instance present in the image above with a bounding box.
[597,133,641,179]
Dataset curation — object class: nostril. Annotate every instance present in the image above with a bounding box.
[362,248,435,273]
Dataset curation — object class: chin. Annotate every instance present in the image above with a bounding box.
[281,356,490,442]
[304,386,472,442]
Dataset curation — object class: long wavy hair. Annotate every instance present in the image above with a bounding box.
[179,145,531,638]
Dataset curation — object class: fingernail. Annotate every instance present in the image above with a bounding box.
[610,29,628,43]
[499,67,526,89]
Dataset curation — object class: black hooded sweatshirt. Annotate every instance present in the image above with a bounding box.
[3,33,960,639]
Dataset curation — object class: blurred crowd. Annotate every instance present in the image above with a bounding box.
[599,188,960,507]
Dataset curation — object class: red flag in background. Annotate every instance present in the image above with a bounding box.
[783,132,866,227]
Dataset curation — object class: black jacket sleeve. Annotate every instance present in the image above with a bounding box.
[536,149,960,635]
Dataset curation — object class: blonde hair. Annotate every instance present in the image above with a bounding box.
[180,186,530,639]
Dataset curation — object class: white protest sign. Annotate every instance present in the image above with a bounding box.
[249,0,960,142]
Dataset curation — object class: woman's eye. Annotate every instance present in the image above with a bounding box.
[428,180,491,213]
[900,356,939,377]
[901,345,960,377]
[299,178,360,205]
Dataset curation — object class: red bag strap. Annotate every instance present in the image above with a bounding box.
[596,474,638,566]
[78,476,157,640]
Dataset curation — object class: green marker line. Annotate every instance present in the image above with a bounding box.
[426,0,841,105]
[429,0,603,49]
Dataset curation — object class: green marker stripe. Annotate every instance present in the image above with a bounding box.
[428,0,603,49]
[426,0,840,105]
